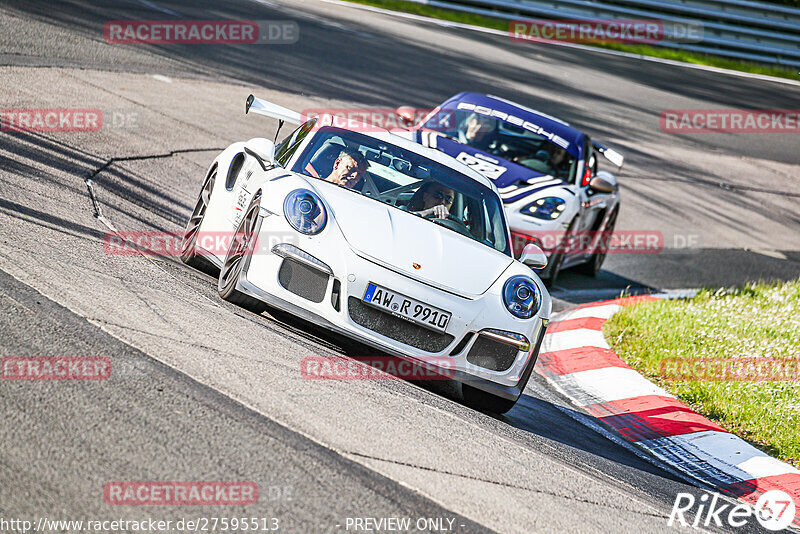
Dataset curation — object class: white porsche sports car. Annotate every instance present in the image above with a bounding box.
[180,95,552,413]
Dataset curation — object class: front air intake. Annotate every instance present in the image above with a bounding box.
[278,259,329,303]
[466,335,520,372]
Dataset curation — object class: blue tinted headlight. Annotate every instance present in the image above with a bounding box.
[284,189,326,235]
[521,196,566,220]
[502,276,540,319]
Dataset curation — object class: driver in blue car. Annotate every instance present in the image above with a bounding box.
[547,146,572,179]
[458,113,499,153]
[406,182,456,219]
[459,113,525,162]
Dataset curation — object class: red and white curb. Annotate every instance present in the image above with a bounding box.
[536,295,800,528]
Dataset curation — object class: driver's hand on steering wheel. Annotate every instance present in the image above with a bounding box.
[425,205,450,219]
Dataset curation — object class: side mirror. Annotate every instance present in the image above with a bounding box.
[395,106,417,127]
[602,147,624,168]
[244,138,276,168]
[589,170,618,194]
[519,243,548,270]
[592,141,624,168]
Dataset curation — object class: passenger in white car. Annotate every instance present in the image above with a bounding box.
[406,182,456,219]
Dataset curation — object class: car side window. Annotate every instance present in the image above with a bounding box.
[275,119,318,167]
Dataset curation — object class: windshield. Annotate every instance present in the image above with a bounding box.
[293,127,511,256]
[423,109,577,181]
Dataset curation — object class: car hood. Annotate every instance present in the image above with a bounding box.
[424,134,548,188]
[416,133,570,204]
[316,182,513,296]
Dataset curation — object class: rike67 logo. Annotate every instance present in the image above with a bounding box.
[669,490,796,531]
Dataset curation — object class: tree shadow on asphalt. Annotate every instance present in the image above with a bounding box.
[5,0,799,249]
[259,302,693,485]
[0,197,108,243]
[504,391,690,482]
[5,0,799,166]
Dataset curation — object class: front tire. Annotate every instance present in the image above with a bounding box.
[218,192,267,314]
[180,167,218,275]
[576,208,618,277]
[461,384,518,414]
[543,217,577,288]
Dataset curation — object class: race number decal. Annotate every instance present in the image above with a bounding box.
[456,152,508,180]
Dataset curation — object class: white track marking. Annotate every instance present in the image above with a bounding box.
[749,249,788,260]
[555,304,623,322]
[557,366,674,404]
[642,431,800,482]
[543,329,610,352]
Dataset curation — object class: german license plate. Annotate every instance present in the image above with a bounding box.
[362,282,451,333]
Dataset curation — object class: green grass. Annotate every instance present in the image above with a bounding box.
[345,0,800,82]
[771,0,800,7]
[604,281,800,468]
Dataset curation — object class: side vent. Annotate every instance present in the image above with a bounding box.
[226,152,246,190]
[331,279,341,311]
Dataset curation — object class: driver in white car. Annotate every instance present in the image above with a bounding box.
[325,149,368,188]
[407,182,456,219]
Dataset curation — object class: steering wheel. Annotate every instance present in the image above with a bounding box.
[425,213,473,237]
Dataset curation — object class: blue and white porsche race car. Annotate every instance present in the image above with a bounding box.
[396,93,624,285]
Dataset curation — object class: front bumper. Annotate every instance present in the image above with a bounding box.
[235,211,548,397]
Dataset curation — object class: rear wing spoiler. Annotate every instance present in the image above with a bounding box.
[592,141,624,168]
[245,94,302,125]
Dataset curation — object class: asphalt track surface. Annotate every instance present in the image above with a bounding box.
[0,0,798,532]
